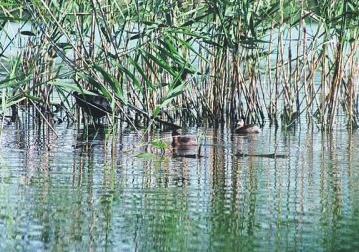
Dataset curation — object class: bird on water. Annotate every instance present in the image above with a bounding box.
[172,130,198,149]
[73,91,112,118]
[235,118,261,134]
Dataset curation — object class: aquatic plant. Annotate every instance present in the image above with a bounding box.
[0,0,358,130]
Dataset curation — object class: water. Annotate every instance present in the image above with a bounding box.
[0,122,358,251]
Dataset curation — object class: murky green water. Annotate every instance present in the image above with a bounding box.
[0,123,358,251]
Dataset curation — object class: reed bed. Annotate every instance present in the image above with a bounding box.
[0,0,358,131]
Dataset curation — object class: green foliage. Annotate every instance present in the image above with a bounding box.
[151,139,168,152]
[0,0,358,128]
[135,152,158,160]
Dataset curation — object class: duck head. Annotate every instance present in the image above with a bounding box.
[236,118,245,128]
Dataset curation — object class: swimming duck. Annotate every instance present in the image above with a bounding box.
[73,91,112,118]
[235,118,261,134]
[172,130,198,149]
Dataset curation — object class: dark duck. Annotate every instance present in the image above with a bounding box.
[73,91,112,118]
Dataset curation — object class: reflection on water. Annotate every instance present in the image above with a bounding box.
[0,123,358,251]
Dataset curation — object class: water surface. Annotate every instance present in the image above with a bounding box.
[0,123,358,251]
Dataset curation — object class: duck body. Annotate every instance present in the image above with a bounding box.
[73,91,112,118]
[235,119,261,134]
[172,131,198,149]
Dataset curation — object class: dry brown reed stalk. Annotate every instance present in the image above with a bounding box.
[344,42,359,128]
[267,24,276,125]
[325,42,344,129]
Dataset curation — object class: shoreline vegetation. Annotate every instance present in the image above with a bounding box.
[0,0,358,132]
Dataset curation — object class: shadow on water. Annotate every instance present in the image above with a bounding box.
[0,123,358,250]
[73,125,112,151]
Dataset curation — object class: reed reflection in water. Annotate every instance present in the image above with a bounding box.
[0,123,358,251]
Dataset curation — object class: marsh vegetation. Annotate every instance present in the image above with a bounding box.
[0,0,358,131]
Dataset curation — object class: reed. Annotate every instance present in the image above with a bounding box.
[0,0,358,130]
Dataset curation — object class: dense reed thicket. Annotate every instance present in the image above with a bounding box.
[0,0,359,130]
